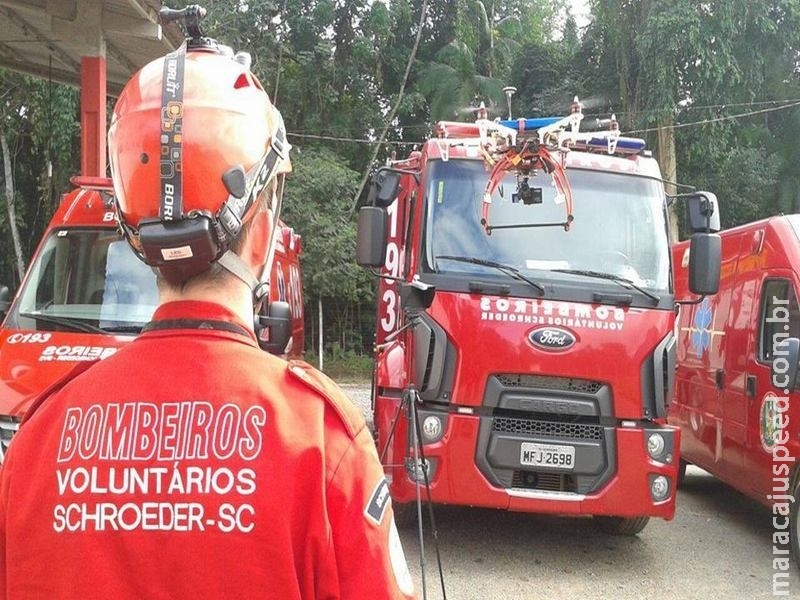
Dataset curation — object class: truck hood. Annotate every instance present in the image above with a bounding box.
[0,329,128,417]
[429,293,674,413]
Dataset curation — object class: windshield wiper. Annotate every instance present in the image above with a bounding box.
[436,255,545,294]
[100,324,145,334]
[19,312,107,334]
[551,269,661,304]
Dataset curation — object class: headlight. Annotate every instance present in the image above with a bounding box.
[647,432,665,459]
[405,457,437,484]
[415,412,446,444]
[422,416,443,442]
[650,475,670,502]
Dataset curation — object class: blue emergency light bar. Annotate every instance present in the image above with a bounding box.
[583,136,647,154]
[498,117,562,130]
[497,116,647,155]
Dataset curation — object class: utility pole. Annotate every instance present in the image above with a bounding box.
[657,117,679,242]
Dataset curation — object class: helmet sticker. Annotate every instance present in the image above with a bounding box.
[160,45,186,221]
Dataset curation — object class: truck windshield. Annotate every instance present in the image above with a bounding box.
[423,159,670,294]
[8,228,158,334]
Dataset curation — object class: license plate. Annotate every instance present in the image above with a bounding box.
[520,442,575,469]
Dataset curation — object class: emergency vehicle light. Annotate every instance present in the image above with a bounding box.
[497,117,647,155]
[497,117,562,131]
[576,136,647,155]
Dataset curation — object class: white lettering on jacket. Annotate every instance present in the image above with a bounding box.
[57,402,267,463]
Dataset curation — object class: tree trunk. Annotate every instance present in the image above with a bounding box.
[1,133,25,282]
[656,118,679,242]
[349,0,429,212]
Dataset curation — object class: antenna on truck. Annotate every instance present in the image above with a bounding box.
[502,86,517,120]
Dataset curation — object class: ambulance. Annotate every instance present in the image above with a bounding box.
[670,215,800,567]
[0,176,304,460]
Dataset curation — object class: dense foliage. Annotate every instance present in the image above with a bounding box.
[2,0,799,357]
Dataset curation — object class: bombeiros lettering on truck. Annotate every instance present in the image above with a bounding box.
[357,96,722,534]
[0,177,304,459]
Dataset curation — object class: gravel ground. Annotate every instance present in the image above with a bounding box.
[331,382,800,599]
[337,382,374,430]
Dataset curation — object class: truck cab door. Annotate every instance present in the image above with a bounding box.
[744,275,799,498]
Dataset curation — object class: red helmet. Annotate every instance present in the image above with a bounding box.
[108,43,290,284]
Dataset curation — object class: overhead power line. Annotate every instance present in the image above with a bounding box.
[287,132,420,146]
[627,100,800,135]
[286,99,800,148]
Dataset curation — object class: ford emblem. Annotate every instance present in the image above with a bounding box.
[528,326,576,351]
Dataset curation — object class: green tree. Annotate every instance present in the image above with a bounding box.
[567,0,800,232]
[510,41,580,117]
[0,70,79,288]
[281,146,376,354]
[418,0,554,121]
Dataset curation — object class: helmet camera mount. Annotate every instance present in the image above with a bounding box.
[158,4,213,49]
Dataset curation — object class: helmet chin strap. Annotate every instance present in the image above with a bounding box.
[217,250,270,310]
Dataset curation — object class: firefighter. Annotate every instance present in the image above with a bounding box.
[0,38,415,600]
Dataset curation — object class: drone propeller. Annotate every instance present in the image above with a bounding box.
[455,99,502,119]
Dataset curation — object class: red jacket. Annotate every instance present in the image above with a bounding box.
[0,301,415,599]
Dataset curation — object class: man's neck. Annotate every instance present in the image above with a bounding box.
[159,279,254,330]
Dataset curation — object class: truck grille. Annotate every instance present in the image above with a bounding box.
[477,373,615,495]
[493,416,603,440]
[0,416,21,463]
[495,373,603,395]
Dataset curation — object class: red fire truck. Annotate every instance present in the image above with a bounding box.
[670,216,800,567]
[356,102,721,534]
[0,176,304,460]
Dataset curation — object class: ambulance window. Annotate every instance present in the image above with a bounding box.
[10,229,158,333]
[759,280,800,364]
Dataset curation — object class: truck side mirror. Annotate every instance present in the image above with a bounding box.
[773,337,800,392]
[256,301,292,356]
[685,191,720,233]
[0,285,10,315]
[367,169,402,208]
[356,206,388,268]
[688,233,721,296]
